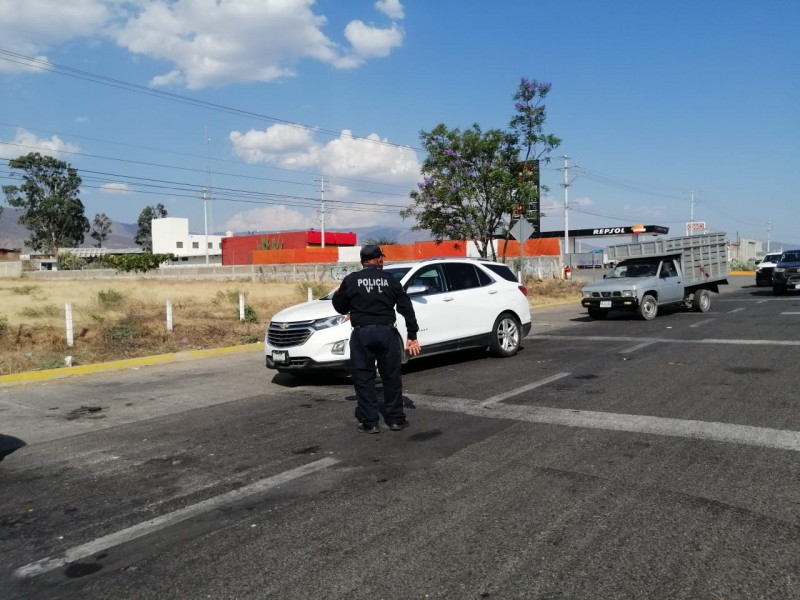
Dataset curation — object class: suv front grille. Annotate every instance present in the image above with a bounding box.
[268,321,315,348]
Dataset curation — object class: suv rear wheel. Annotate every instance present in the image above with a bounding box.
[489,313,521,357]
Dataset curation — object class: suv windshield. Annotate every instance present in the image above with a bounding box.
[781,251,800,263]
[606,261,659,279]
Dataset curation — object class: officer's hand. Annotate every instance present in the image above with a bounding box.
[406,339,421,356]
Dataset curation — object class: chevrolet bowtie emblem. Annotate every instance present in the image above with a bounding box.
[278,323,289,329]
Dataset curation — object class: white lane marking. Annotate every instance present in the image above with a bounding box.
[481,372,570,407]
[618,340,658,354]
[781,312,800,315]
[531,335,800,347]
[756,299,770,304]
[689,319,715,328]
[410,394,800,454]
[14,457,340,579]
[728,307,745,313]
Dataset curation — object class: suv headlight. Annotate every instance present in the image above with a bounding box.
[775,267,786,273]
[311,314,350,330]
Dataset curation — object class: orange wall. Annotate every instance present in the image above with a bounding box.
[250,238,559,265]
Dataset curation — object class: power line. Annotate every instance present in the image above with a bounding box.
[0,48,420,152]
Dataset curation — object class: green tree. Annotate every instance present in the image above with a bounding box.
[401,123,520,260]
[363,237,398,246]
[402,78,560,260]
[509,78,561,173]
[2,152,90,254]
[134,203,167,252]
[90,212,113,248]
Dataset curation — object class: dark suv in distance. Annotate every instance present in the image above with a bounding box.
[772,250,800,295]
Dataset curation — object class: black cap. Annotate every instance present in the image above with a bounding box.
[360,244,385,261]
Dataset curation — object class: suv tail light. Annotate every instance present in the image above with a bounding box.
[518,285,528,296]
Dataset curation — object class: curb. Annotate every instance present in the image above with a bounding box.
[0,343,263,385]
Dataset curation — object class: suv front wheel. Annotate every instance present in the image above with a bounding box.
[489,313,521,357]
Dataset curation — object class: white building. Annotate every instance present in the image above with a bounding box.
[152,217,223,265]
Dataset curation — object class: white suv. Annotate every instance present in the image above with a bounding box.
[755,252,783,287]
[265,257,532,376]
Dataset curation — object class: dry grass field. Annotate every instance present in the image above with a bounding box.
[0,276,581,376]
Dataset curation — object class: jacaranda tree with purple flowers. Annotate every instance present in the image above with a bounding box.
[402,78,560,260]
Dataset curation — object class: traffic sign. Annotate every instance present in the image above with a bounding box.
[509,218,536,241]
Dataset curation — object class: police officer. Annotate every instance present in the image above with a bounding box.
[332,245,421,434]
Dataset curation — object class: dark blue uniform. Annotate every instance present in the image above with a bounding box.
[332,264,419,430]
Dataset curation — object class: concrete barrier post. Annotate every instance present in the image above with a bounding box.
[239,293,245,321]
[166,299,173,332]
[65,303,74,347]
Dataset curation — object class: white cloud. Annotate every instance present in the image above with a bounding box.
[336,21,403,67]
[100,182,133,194]
[0,0,109,73]
[230,126,419,184]
[375,0,404,19]
[0,128,80,161]
[109,0,404,89]
[227,126,420,230]
[229,124,318,164]
[2,1,405,88]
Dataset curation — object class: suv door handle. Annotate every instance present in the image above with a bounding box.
[443,296,454,302]
[488,290,498,295]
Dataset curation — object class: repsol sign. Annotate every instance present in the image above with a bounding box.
[592,227,628,235]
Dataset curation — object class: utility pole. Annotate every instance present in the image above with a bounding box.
[316,176,326,248]
[765,219,772,252]
[688,190,696,236]
[562,155,570,259]
[203,126,212,265]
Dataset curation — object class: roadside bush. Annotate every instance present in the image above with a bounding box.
[242,304,258,323]
[109,253,175,273]
[0,314,7,333]
[57,252,87,271]
[97,289,125,307]
[18,305,61,318]
[295,281,331,300]
[10,285,41,296]
[729,259,756,271]
[107,323,140,340]
[212,289,242,305]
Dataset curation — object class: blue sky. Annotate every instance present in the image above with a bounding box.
[1,0,798,247]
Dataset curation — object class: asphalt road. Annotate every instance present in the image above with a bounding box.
[2,275,800,599]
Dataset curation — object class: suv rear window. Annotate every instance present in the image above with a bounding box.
[484,264,517,282]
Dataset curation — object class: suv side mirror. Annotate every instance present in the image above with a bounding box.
[406,285,428,296]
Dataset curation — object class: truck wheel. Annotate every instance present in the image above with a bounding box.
[692,289,711,313]
[489,313,521,357]
[637,294,658,320]
[588,308,608,320]
[773,284,787,296]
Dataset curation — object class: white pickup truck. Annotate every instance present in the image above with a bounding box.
[580,233,729,320]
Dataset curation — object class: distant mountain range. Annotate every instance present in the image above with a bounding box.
[0,208,138,251]
[0,209,432,252]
